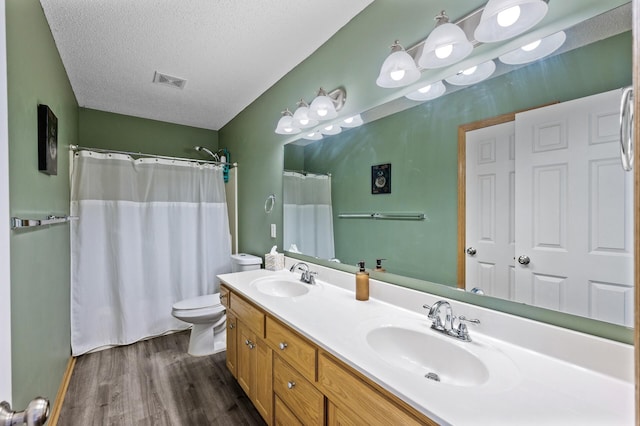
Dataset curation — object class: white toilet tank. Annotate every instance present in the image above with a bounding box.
[231,253,262,272]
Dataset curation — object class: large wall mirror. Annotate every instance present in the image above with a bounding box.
[283,2,634,342]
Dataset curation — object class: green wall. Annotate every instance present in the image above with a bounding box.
[296,33,632,285]
[79,108,219,157]
[7,0,77,409]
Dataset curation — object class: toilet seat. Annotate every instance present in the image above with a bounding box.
[172,294,225,317]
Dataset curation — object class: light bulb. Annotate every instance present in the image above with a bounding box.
[324,125,334,131]
[497,5,520,27]
[418,84,432,94]
[521,39,541,51]
[462,66,478,75]
[344,117,354,124]
[317,108,328,117]
[299,118,309,125]
[390,69,406,81]
[435,44,453,59]
[283,127,293,133]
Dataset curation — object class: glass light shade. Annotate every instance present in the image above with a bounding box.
[418,22,473,69]
[474,0,549,43]
[499,31,566,65]
[302,131,323,141]
[309,94,338,120]
[341,114,364,128]
[320,124,342,136]
[376,49,421,88]
[405,80,447,101]
[275,114,301,135]
[445,60,496,86]
[292,105,318,129]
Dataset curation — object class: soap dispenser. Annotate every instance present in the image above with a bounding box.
[374,258,386,272]
[355,260,369,301]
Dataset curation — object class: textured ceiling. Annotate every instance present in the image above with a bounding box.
[39,0,373,130]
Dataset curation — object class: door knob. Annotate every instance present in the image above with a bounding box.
[0,398,50,426]
[517,255,531,265]
[466,247,477,256]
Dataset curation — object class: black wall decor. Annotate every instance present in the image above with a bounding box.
[38,104,58,175]
[371,163,391,194]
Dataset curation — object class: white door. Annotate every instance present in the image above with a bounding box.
[0,0,12,403]
[515,89,634,326]
[465,122,516,300]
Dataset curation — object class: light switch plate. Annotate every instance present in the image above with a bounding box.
[270,223,276,238]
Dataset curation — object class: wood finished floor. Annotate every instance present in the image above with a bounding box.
[58,331,266,426]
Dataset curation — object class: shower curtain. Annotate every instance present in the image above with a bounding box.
[70,151,232,356]
[283,171,335,259]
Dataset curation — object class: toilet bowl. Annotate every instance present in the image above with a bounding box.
[171,293,226,356]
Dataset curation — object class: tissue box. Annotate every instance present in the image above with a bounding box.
[265,252,285,271]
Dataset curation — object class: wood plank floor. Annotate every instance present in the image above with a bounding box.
[58,331,266,426]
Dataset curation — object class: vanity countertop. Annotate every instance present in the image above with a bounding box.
[218,266,634,426]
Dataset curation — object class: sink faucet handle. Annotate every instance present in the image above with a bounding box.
[458,316,481,325]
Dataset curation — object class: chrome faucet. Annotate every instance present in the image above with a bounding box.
[423,300,480,342]
[289,262,317,284]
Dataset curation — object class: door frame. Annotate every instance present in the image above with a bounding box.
[0,0,13,404]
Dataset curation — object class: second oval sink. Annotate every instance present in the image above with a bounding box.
[366,326,489,387]
[251,277,311,297]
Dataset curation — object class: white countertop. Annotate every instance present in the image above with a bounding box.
[218,264,634,426]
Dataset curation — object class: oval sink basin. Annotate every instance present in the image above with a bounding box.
[366,326,489,387]
[251,277,311,298]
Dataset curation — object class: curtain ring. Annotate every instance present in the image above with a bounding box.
[264,194,276,214]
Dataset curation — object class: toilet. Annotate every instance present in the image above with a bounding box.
[171,253,262,356]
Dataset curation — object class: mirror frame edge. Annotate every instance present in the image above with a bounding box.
[632,0,639,420]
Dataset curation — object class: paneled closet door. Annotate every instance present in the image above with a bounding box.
[465,121,516,300]
[514,89,634,326]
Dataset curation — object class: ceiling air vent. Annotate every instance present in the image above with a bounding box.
[152,71,187,89]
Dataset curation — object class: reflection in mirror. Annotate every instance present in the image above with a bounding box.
[282,4,633,334]
[460,89,634,327]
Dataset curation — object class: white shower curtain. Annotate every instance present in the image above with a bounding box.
[283,171,335,259]
[70,151,232,356]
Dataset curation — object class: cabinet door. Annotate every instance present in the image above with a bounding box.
[237,320,256,398]
[226,311,238,378]
[254,338,273,423]
[275,396,302,426]
[327,401,358,426]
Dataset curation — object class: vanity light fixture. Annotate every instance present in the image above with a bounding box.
[292,99,319,129]
[275,109,301,135]
[308,87,346,121]
[445,60,496,86]
[376,41,421,88]
[405,80,447,102]
[418,11,473,70]
[302,131,323,141]
[474,0,549,43]
[499,30,566,65]
[320,123,342,136]
[341,114,364,128]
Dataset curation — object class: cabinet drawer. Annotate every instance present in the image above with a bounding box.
[230,292,265,337]
[273,355,324,426]
[219,285,230,309]
[318,353,432,426]
[274,395,302,426]
[266,317,316,381]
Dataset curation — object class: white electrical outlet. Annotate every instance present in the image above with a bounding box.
[270,223,276,238]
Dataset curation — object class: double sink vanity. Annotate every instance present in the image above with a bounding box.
[218,258,634,425]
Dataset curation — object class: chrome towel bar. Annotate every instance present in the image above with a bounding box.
[11,215,78,229]
[338,212,426,220]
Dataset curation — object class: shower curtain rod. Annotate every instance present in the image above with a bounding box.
[69,144,238,167]
[284,168,331,177]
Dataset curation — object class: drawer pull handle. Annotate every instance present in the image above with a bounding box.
[245,339,255,349]
[287,381,296,389]
[279,342,288,350]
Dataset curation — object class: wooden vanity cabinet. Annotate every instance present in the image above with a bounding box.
[222,285,272,424]
[221,285,435,426]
